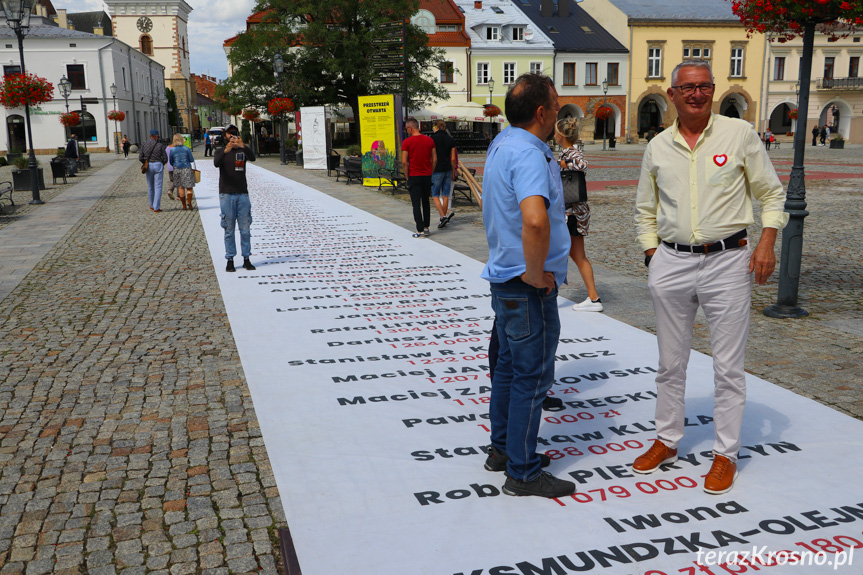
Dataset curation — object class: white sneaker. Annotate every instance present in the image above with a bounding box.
[572,297,603,312]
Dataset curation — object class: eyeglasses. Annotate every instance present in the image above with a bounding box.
[671,83,715,95]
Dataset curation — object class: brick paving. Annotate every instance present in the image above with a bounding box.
[0,142,860,575]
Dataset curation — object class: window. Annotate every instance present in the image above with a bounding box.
[730,46,744,77]
[824,56,835,79]
[477,62,489,84]
[503,62,516,84]
[512,27,524,41]
[607,63,619,85]
[440,61,454,83]
[773,56,785,80]
[3,65,21,77]
[412,9,435,34]
[486,26,499,40]
[66,64,86,90]
[683,43,713,63]
[648,47,662,78]
[437,24,457,32]
[585,63,598,85]
[140,34,153,55]
[850,56,860,78]
[530,62,543,74]
[563,62,576,86]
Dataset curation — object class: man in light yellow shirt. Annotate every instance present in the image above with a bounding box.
[632,60,788,495]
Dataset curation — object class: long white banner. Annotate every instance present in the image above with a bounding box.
[196,163,863,575]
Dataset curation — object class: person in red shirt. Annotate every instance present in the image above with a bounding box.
[401,118,437,237]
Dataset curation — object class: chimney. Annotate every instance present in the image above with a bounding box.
[57,8,68,29]
[94,25,104,35]
[474,1,482,9]
[559,0,569,17]
[540,0,553,17]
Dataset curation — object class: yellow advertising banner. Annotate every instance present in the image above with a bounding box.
[358,95,400,187]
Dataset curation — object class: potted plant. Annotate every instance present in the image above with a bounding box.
[829,133,845,149]
[11,154,46,191]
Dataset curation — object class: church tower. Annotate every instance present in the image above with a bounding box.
[106,0,194,131]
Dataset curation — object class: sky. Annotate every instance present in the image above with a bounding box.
[50,0,256,80]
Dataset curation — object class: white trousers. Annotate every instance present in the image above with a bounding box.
[647,243,752,461]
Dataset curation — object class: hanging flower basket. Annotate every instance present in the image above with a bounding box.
[730,0,863,41]
[60,112,81,127]
[242,109,261,122]
[108,110,126,122]
[595,106,613,121]
[483,104,501,118]
[268,97,295,116]
[0,73,54,108]
[788,108,799,120]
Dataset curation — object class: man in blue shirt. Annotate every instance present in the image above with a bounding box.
[481,73,575,498]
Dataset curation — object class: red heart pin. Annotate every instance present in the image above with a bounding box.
[714,155,727,167]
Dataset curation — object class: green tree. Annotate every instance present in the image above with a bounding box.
[165,88,179,130]
[219,0,448,141]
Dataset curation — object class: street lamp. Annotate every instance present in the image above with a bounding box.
[110,83,119,154]
[3,0,43,204]
[58,75,71,112]
[601,78,609,152]
[273,53,287,165]
[487,77,495,135]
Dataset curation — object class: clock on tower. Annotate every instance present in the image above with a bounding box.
[136,16,153,32]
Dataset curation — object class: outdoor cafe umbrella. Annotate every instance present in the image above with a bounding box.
[434,101,488,122]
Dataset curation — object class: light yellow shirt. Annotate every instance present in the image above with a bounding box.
[635,114,789,251]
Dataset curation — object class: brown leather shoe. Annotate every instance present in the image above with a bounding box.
[632,440,677,474]
[704,455,737,495]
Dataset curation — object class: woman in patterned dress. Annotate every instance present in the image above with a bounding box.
[169,134,196,210]
[555,118,603,312]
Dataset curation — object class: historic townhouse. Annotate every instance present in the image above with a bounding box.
[763,31,862,142]
[580,0,766,142]
[517,0,628,142]
[414,0,471,108]
[453,0,554,119]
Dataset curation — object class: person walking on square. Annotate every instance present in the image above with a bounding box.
[401,118,437,238]
[170,133,196,210]
[811,125,819,147]
[633,59,788,495]
[165,139,176,201]
[430,120,457,229]
[122,135,131,159]
[64,134,79,178]
[139,129,168,212]
[482,72,575,499]
[819,125,827,146]
[554,118,602,312]
[214,124,256,272]
[204,129,212,157]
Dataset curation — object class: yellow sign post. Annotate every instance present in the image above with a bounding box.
[357,95,402,187]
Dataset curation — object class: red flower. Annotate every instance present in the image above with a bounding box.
[60,112,80,127]
[841,1,852,8]
[242,109,260,122]
[594,106,613,121]
[483,104,501,118]
[267,97,295,116]
[0,73,54,108]
[107,110,126,122]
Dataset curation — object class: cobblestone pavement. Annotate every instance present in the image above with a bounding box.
[0,143,860,575]
[0,159,285,575]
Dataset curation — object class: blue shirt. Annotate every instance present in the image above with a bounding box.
[169,145,194,169]
[481,127,569,286]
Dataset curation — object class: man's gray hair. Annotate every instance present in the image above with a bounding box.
[405,117,419,130]
[671,59,714,86]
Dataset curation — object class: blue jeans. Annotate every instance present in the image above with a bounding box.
[489,279,560,481]
[431,171,452,198]
[220,193,252,259]
[146,162,164,209]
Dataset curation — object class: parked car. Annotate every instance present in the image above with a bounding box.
[208,127,226,148]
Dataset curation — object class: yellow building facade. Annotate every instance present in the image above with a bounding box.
[583,0,766,142]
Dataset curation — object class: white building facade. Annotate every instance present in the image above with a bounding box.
[1,18,167,155]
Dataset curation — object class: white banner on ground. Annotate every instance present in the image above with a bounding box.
[195,163,863,575]
[300,106,328,170]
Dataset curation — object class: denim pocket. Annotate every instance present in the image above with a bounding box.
[496,297,530,341]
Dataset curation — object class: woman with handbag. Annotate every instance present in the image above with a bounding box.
[555,119,603,312]
[169,133,196,210]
